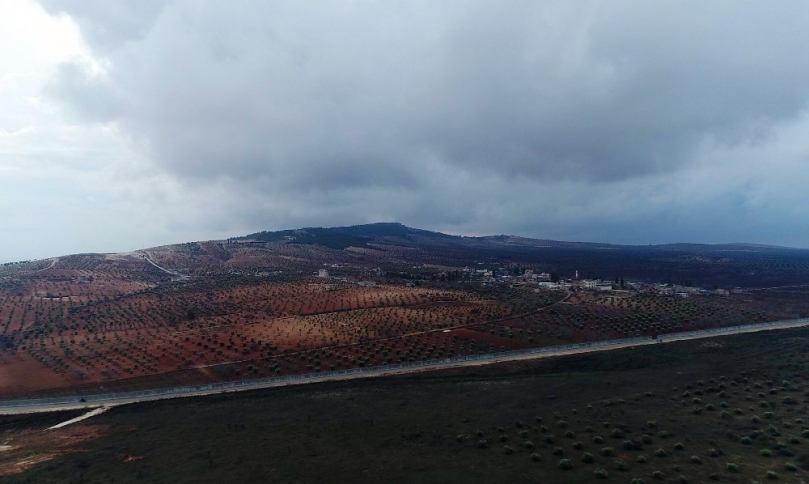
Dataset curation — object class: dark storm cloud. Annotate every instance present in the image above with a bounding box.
[38,0,809,244]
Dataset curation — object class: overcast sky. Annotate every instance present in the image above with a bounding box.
[2,0,809,262]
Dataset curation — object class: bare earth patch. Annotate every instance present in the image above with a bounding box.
[0,424,107,476]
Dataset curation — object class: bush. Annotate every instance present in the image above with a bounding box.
[594,468,609,479]
[499,435,508,443]
[573,441,584,449]
[477,439,488,449]
[708,448,720,457]
[690,455,701,464]
[630,479,646,484]
[652,470,665,480]
[636,455,648,463]
[760,449,773,457]
[726,463,739,472]
[524,441,535,449]
[766,470,778,480]
[785,463,797,472]
[530,453,541,462]
[740,436,753,444]
[558,459,574,470]
[678,475,689,484]
[593,435,604,444]
[615,460,629,471]
[518,430,529,438]
[601,447,615,456]
[503,446,514,455]
[582,452,595,463]
[642,434,653,444]
[553,447,564,456]
[654,448,667,457]
[674,442,685,450]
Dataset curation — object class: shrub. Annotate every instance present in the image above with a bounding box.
[726,462,739,472]
[553,447,564,456]
[573,441,584,449]
[708,448,720,457]
[642,434,653,443]
[601,447,614,456]
[594,468,609,479]
[477,439,488,449]
[636,455,648,463]
[678,475,689,484]
[615,460,629,471]
[652,470,665,480]
[558,459,574,470]
[631,479,646,484]
[690,455,701,464]
[654,448,667,457]
[499,435,508,443]
[503,445,514,455]
[802,430,809,438]
[760,448,773,457]
[455,434,465,443]
[674,442,685,450]
[593,435,605,444]
[565,430,576,438]
[518,430,529,438]
[611,428,625,439]
[582,452,595,463]
[530,453,541,462]
[647,421,658,428]
[740,436,753,444]
[766,470,778,480]
[785,463,797,472]
[557,420,569,428]
[524,441,535,449]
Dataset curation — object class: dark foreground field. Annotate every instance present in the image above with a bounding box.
[3,328,809,483]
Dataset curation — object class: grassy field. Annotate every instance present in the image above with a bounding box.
[3,327,809,483]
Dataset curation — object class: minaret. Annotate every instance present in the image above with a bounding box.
[575,270,579,280]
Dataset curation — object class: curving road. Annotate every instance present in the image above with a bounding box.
[1,317,808,415]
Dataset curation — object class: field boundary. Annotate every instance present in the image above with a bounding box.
[2,317,808,414]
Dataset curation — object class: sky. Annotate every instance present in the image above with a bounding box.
[2,0,809,262]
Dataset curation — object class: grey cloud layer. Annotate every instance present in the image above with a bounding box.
[38,0,809,244]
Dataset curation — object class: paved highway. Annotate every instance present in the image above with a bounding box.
[1,317,808,415]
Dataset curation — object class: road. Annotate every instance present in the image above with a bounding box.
[140,252,187,279]
[1,317,808,415]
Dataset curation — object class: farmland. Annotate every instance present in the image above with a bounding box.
[3,323,809,482]
[2,223,809,399]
